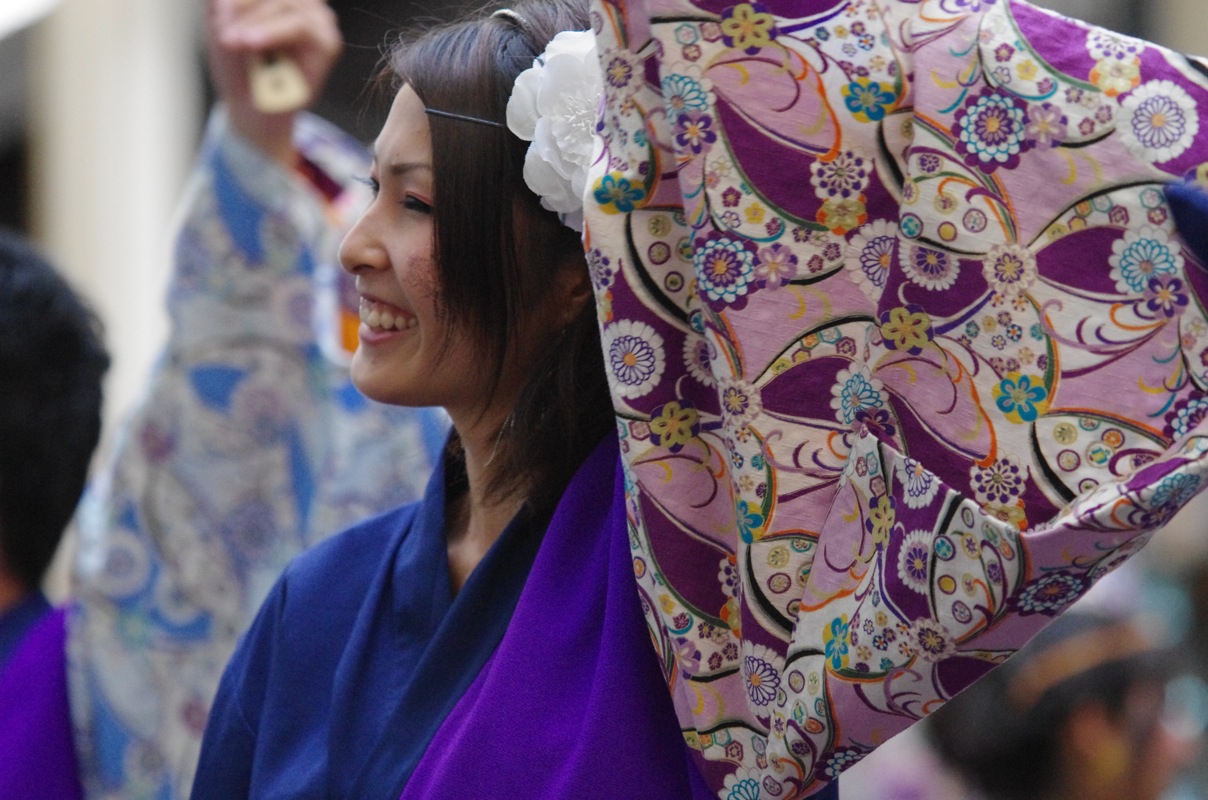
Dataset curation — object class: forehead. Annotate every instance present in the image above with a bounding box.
[374,84,433,169]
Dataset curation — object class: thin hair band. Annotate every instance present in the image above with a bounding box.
[491,8,526,26]
[423,108,505,128]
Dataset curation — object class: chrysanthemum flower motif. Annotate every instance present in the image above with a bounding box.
[983,242,1037,299]
[809,149,871,200]
[1150,473,1202,517]
[952,86,1032,173]
[719,376,763,432]
[1087,29,1145,62]
[602,318,666,399]
[661,71,711,120]
[741,642,785,708]
[830,365,886,426]
[1118,80,1199,164]
[896,455,940,509]
[1164,393,1208,440]
[1109,224,1183,295]
[1013,570,1084,616]
[600,46,641,104]
[971,454,1027,506]
[694,232,757,305]
[721,768,766,800]
[896,529,933,594]
[683,334,717,386]
[904,244,959,291]
[846,219,897,300]
[506,30,604,232]
[908,617,955,662]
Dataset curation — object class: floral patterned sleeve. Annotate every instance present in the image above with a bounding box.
[66,109,445,800]
[585,0,1208,796]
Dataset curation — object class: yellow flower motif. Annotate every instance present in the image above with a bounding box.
[745,202,766,224]
[659,593,677,613]
[880,306,932,353]
[649,401,700,450]
[1016,59,1038,81]
[985,501,1028,530]
[721,3,777,52]
[818,196,867,235]
[1090,56,1140,98]
[868,494,894,547]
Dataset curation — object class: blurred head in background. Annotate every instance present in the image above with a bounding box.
[927,611,1204,800]
[0,229,107,609]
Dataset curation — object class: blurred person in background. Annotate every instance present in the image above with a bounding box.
[927,611,1205,800]
[0,229,108,799]
[65,1,446,796]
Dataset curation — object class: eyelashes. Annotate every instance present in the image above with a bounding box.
[354,175,432,214]
[402,196,433,214]
[353,174,380,195]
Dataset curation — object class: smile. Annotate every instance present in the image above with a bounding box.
[359,298,417,332]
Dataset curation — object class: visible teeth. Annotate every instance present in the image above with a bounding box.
[359,299,412,331]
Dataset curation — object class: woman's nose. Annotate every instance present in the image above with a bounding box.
[338,214,385,275]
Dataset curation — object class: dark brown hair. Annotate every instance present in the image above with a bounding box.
[383,0,612,516]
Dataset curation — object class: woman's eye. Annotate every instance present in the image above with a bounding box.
[402,195,433,214]
[354,175,380,196]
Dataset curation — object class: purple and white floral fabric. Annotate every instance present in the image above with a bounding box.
[584,0,1208,796]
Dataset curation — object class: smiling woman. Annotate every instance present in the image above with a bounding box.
[173,0,1208,796]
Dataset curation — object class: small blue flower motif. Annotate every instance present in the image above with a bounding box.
[694,232,757,306]
[661,73,710,119]
[1151,472,1201,511]
[1014,571,1084,616]
[900,212,922,239]
[737,499,764,543]
[593,172,647,214]
[842,78,897,123]
[823,615,850,671]
[994,373,1048,422]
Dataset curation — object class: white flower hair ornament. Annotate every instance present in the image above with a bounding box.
[506,29,605,233]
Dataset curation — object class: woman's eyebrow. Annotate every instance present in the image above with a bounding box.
[385,161,433,177]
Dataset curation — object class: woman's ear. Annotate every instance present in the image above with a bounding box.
[553,259,594,325]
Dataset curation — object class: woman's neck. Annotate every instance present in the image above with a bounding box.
[444,407,526,593]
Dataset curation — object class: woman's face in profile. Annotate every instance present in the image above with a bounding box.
[339,85,486,415]
[339,84,574,423]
